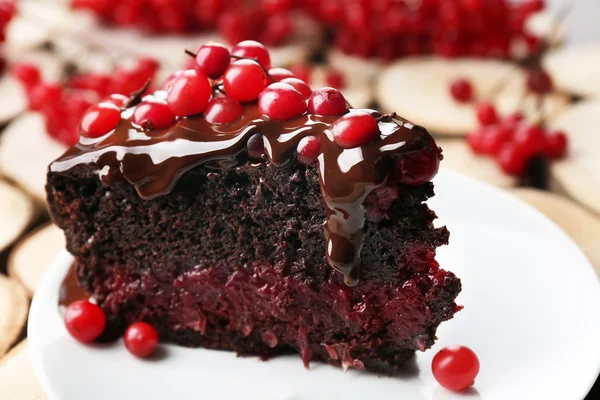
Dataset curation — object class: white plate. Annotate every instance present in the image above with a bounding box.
[29,171,600,400]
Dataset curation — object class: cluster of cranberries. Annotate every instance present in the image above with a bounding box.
[306,0,545,59]
[77,40,383,166]
[64,300,159,358]
[11,57,158,145]
[71,0,296,46]
[467,102,568,176]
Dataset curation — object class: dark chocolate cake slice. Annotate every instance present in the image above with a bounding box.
[47,47,460,373]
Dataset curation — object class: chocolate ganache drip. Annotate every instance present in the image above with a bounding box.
[50,90,440,286]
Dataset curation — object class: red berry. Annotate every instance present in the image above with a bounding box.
[397,149,441,185]
[137,57,160,77]
[104,93,129,108]
[166,69,211,116]
[231,40,271,69]
[262,13,293,46]
[280,77,312,98]
[195,42,231,79]
[268,67,295,81]
[289,64,312,84]
[80,102,122,138]
[64,300,106,343]
[162,70,184,91]
[332,112,380,149]
[432,345,480,391]
[449,78,474,103]
[132,101,176,130]
[513,124,545,156]
[503,111,525,125]
[497,144,528,176]
[297,136,321,164]
[12,62,41,87]
[475,102,499,126]
[466,129,486,154]
[204,96,243,124]
[480,126,511,155]
[223,60,268,102]
[259,82,307,121]
[247,133,265,160]
[544,131,568,159]
[261,0,293,14]
[324,69,345,89]
[526,67,553,95]
[308,87,347,116]
[124,322,159,358]
[29,82,63,111]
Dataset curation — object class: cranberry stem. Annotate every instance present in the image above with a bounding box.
[184,49,196,58]
[376,112,398,122]
[123,80,151,110]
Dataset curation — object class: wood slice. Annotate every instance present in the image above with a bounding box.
[0,113,67,205]
[8,223,65,297]
[543,43,600,98]
[0,340,47,400]
[0,181,35,254]
[512,188,600,275]
[377,57,570,136]
[0,276,29,357]
[548,99,600,215]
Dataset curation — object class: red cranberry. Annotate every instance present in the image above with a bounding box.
[137,57,160,77]
[162,70,185,90]
[513,124,545,156]
[503,111,525,126]
[262,13,293,46]
[475,102,499,126]
[308,87,347,116]
[124,322,159,358]
[259,82,307,121]
[12,62,41,87]
[268,67,295,81]
[204,96,243,124]
[64,300,106,343]
[449,78,474,103]
[397,149,440,185]
[432,345,480,391]
[297,136,321,164]
[280,77,312,98]
[29,82,63,111]
[231,40,272,69]
[247,133,265,160]
[332,112,380,149]
[223,60,268,102]
[526,67,553,95]
[544,131,568,159]
[166,69,211,117]
[195,42,231,79]
[497,144,528,176]
[324,69,345,89]
[289,64,312,83]
[480,125,511,155]
[261,0,294,14]
[467,129,486,154]
[132,101,176,130]
[80,102,122,138]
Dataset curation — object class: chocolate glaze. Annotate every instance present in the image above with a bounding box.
[51,92,439,286]
[59,263,88,305]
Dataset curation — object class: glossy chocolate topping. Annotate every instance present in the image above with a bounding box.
[51,92,439,286]
[59,263,88,306]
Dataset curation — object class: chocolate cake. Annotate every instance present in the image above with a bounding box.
[46,50,461,373]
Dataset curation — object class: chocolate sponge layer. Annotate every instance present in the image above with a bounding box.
[47,161,460,373]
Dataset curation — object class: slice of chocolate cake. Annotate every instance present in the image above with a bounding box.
[47,42,460,374]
